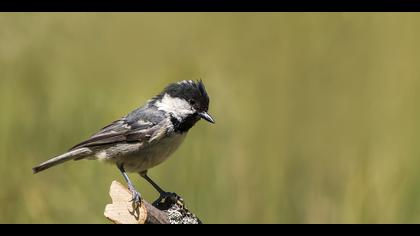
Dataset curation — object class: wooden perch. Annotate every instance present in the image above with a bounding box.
[104,181,202,224]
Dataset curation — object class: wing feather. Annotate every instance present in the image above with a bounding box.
[69,107,167,150]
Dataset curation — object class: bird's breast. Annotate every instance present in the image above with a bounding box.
[112,132,187,172]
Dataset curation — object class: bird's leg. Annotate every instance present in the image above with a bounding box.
[139,171,178,206]
[139,170,166,194]
[117,164,142,207]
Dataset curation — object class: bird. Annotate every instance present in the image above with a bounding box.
[32,80,214,205]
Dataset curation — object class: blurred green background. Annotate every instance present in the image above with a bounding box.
[1,13,420,223]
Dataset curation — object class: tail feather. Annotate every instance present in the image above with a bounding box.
[32,148,93,174]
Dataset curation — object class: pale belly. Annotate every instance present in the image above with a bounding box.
[92,133,187,173]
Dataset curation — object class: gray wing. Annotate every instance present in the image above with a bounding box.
[69,107,168,150]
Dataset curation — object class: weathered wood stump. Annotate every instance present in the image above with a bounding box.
[104,181,202,224]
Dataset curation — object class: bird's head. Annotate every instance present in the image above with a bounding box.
[152,80,215,126]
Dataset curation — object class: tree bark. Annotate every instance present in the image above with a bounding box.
[104,181,201,224]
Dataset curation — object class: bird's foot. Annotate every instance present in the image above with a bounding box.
[152,192,182,208]
[128,184,142,208]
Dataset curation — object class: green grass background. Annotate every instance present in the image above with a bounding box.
[1,13,420,223]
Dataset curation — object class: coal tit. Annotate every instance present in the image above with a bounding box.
[33,80,214,205]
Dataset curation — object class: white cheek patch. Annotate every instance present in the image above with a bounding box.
[155,93,194,120]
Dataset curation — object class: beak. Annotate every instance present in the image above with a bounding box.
[199,111,215,124]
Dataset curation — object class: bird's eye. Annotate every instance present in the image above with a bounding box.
[189,99,196,105]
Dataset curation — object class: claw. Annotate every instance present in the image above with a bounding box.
[152,192,179,207]
[128,185,142,208]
